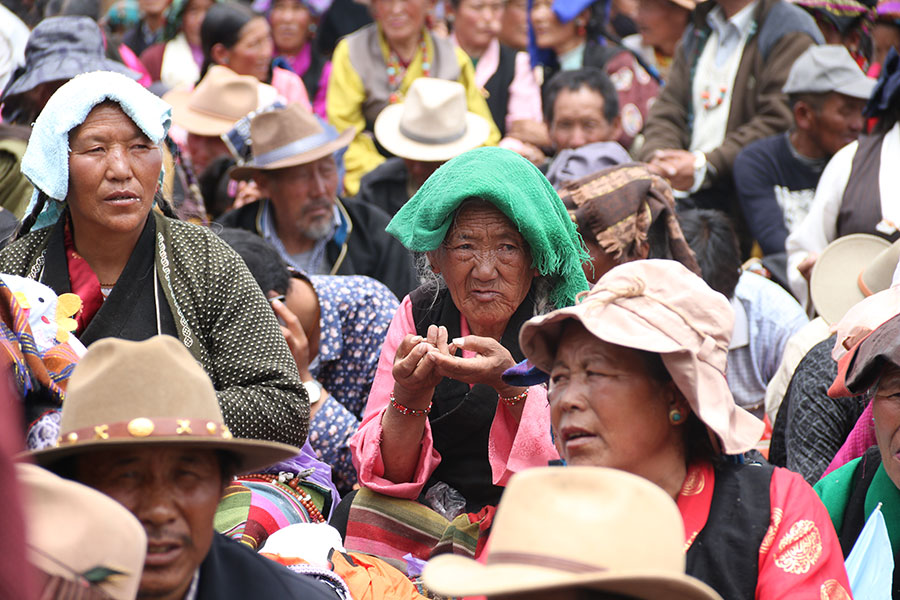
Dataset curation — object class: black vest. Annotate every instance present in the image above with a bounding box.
[408,285,533,512]
[483,45,518,138]
[686,462,773,600]
[837,132,899,243]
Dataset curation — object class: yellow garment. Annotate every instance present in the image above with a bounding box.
[327,28,500,195]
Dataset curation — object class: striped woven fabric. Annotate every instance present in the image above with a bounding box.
[216,480,323,550]
[343,489,496,574]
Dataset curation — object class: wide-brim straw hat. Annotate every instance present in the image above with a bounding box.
[230,103,354,180]
[810,233,893,325]
[423,467,722,600]
[163,65,280,137]
[518,259,764,455]
[18,463,147,600]
[30,336,299,473]
[373,77,491,162]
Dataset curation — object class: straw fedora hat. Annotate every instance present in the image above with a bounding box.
[163,65,280,137]
[229,103,355,180]
[810,233,893,325]
[423,467,722,600]
[18,463,147,600]
[518,259,764,455]
[373,77,491,162]
[30,336,299,473]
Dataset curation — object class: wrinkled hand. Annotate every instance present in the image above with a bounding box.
[233,180,262,210]
[797,252,818,285]
[647,149,696,192]
[507,119,551,149]
[429,335,518,394]
[392,325,456,408]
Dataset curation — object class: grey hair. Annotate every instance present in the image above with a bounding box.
[415,251,556,316]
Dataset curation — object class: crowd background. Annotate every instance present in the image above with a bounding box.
[3,0,900,596]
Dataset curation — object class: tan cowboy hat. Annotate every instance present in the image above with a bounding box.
[18,463,147,600]
[373,77,491,162]
[810,233,893,325]
[163,65,280,137]
[423,467,722,600]
[518,259,764,455]
[30,336,299,473]
[229,103,355,180]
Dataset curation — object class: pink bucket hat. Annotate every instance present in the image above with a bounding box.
[518,259,764,455]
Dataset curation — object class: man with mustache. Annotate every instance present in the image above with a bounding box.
[219,103,418,299]
[31,336,342,600]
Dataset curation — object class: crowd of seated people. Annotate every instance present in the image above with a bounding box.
[6,0,900,597]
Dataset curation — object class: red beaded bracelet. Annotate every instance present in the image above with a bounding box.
[499,388,529,407]
[390,391,432,416]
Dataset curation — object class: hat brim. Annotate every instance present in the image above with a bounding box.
[163,87,240,137]
[518,304,764,454]
[229,126,355,180]
[834,77,878,100]
[3,59,140,99]
[29,436,300,475]
[811,233,892,325]
[422,555,722,600]
[373,104,491,162]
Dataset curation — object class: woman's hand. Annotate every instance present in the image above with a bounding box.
[391,325,454,409]
[430,335,519,393]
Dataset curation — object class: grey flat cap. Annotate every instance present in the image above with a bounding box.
[783,44,876,99]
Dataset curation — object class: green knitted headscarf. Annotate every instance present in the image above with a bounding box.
[386,147,590,308]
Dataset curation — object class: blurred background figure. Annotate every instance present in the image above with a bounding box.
[621,0,695,82]
[139,0,216,90]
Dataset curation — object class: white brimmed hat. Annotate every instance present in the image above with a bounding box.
[423,467,722,600]
[373,77,491,162]
[810,233,893,325]
[783,44,877,99]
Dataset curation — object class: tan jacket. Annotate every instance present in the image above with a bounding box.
[638,0,821,187]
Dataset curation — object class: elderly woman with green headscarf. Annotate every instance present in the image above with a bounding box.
[349,147,589,517]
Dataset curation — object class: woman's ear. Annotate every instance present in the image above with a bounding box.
[211,43,230,66]
[664,381,691,417]
[426,250,441,274]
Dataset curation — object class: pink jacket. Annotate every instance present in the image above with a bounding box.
[349,295,559,500]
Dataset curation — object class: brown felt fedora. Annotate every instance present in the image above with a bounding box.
[30,336,299,473]
[229,102,354,180]
[163,65,280,136]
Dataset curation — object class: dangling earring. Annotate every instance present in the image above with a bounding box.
[575,19,587,38]
[669,409,683,425]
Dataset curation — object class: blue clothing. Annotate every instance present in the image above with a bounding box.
[306,274,398,493]
[727,271,808,418]
[734,133,827,255]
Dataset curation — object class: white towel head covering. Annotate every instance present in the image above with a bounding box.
[21,70,172,230]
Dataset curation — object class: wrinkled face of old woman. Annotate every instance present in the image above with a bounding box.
[428,200,537,334]
[66,102,162,238]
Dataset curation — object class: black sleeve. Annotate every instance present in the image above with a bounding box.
[734,139,790,255]
[781,337,868,484]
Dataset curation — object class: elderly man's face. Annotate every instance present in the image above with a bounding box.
[256,155,339,242]
[550,86,620,151]
[75,447,223,600]
[874,364,900,489]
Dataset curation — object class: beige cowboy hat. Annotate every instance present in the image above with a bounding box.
[518,259,764,455]
[810,233,894,325]
[229,103,355,180]
[423,467,722,599]
[163,65,280,137]
[373,77,491,163]
[30,336,299,473]
[18,463,147,600]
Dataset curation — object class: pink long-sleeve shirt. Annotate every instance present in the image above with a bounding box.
[349,295,559,500]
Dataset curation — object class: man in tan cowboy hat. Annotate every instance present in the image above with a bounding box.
[218,103,418,299]
[31,335,342,600]
[423,467,723,600]
[356,77,492,217]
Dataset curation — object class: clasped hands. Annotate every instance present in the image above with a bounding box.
[391,324,524,410]
[646,149,697,192]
